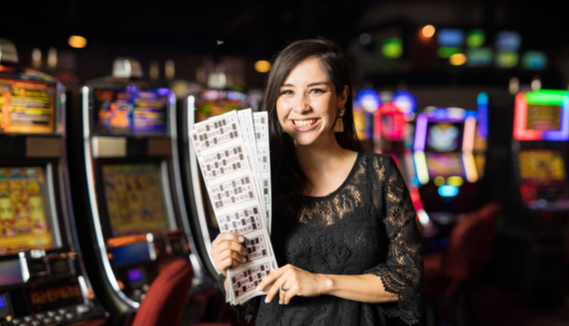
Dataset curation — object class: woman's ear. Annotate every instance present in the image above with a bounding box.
[337,85,349,108]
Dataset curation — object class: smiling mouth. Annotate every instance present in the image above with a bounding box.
[292,119,318,127]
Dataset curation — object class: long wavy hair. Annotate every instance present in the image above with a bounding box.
[262,38,361,217]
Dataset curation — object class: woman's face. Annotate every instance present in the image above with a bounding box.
[276,56,348,147]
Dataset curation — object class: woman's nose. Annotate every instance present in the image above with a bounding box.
[292,94,310,113]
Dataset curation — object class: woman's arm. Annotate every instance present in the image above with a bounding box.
[257,264,397,305]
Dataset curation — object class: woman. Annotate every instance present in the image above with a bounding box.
[211,39,423,325]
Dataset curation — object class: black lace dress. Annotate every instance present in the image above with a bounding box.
[224,152,424,325]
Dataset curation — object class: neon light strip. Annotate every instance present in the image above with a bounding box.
[477,92,489,139]
[462,152,478,183]
[543,97,569,141]
[414,113,428,151]
[462,117,477,152]
[414,151,429,184]
[513,92,541,140]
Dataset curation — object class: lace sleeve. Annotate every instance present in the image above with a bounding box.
[365,156,424,325]
[218,274,260,322]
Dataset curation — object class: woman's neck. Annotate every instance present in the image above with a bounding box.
[294,136,357,195]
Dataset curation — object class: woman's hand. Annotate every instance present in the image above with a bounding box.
[257,264,332,305]
[210,232,248,276]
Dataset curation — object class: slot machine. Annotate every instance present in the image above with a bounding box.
[371,91,434,234]
[512,90,569,219]
[177,88,251,280]
[66,58,206,325]
[412,107,487,236]
[0,39,108,325]
[353,89,380,152]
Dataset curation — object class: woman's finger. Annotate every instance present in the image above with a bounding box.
[265,275,287,304]
[212,232,244,247]
[257,268,284,292]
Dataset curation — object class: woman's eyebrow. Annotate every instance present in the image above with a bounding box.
[281,81,329,87]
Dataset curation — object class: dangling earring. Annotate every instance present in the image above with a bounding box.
[333,108,345,132]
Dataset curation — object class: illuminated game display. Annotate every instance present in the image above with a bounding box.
[103,164,169,237]
[0,167,54,255]
[513,90,569,210]
[514,90,569,141]
[0,79,55,134]
[195,89,248,122]
[94,87,169,135]
[414,108,479,199]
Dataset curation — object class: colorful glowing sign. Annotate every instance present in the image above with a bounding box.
[513,90,569,141]
[356,89,381,113]
[374,103,406,141]
[495,31,521,51]
[392,90,417,120]
[467,48,493,67]
[467,29,485,48]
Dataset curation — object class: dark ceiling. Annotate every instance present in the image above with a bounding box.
[3,0,567,58]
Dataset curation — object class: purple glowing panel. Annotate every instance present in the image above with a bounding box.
[127,268,143,282]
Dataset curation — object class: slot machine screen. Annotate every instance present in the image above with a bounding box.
[425,122,464,153]
[518,150,566,184]
[426,153,464,178]
[526,104,562,131]
[0,79,55,134]
[0,167,55,255]
[93,88,168,135]
[102,164,170,237]
[196,90,248,122]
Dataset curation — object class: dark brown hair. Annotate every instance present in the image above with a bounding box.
[262,38,360,216]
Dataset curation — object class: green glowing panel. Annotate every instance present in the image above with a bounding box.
[526,90,569,106]
[437,47,461,58]
[467,29,485,48]
[495,51,518,68]
[382,38,403,58]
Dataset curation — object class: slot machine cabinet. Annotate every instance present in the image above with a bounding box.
[0,39,108,326]
[353,89,380,152]
[371,91,434,234]
[66,58,204,325]
[177,89,251,280]
[511,90,569,224]
[412,108,486,233]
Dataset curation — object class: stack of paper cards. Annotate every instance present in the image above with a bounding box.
[190,109,275,305]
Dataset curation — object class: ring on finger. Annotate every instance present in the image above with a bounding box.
[280,284,288,292]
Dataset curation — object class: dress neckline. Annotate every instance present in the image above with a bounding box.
[303,151,362,201]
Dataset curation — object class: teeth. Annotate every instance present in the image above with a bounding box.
[293,119,317,127]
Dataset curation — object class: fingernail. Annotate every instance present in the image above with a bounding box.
[256,286,261,291]
[238,236,244,242]
[279,300,283,305]
[242,257,247,262]
[265,297,270,303]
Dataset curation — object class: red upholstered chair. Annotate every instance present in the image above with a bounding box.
[132,259,194,326]
[131,259,230,326]
[423,203,502,326]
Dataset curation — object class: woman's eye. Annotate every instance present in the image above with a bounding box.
[309,88,325,94]
[280,90,293,95]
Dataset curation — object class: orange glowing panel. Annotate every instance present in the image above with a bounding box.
[513,92,541,140]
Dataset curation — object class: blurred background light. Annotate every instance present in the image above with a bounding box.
[467,29,485,47]
[437,46,461,58]
[522,51,547,70]
[422,25,436,38]
[437,28,464,47]
[382,37,403,58]
[495,50,519,68]
[359,33,372,45]
[254,60,271,73]
[450,53,467,65]
[68,35,87,48]
[466,48,493,67]
[495,31,521,51]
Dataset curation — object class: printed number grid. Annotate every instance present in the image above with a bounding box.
[200,145,247,180]
[210,177,255,210]
[192,117,240,153]
[217,206,263,235]
[231,262,275,298]
[244,235,268,262]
